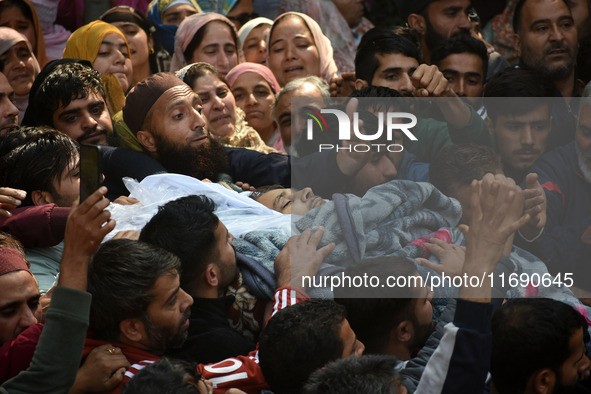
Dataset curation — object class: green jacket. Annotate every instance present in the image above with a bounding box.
[1,286,92,394]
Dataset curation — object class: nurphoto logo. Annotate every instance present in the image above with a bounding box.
[304,107,418,152]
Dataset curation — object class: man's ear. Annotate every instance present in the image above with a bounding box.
[31,190,54,206]
[393,320,413,344]
[530,368,556,394]
[137,130,157,153]
[354,79,369,91]
[408,13,426,35]
[203,263,220,287]
[120,318,145,343]
[513,33,522,56]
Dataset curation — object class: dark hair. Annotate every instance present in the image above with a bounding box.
[513,0,571,34]
[577,35,591,85]
[0,231,26,261]
[484,67,554,123]
[25,62,105,128]
[491,297,589,394]
[429,143,501,196]
[0,127,78,206]
[183,19,238,66]
[303,355,402,394]
[334,256,419,354]
[87,239,181,342]
[431,35,488,80]
[179,62,228,91]
[139,195,219,293]
[121,358,202,394]
[259,299,347,394]
[349,85,410,111]
[249,184,284,202]
[355,27,421,84]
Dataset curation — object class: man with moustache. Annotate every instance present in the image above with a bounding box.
[139,195,255,364]
[395,0,473,64]
[124,73,371,196]
[513,0,582,146]
[21,60,165,199]
[522,85,591,293]
[0,72,18,135]
[22,60,117,146]
[483,67,555,184]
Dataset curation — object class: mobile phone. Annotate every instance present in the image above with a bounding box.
[79,144,103,202]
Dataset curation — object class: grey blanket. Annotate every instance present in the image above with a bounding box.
[295,180,462,266]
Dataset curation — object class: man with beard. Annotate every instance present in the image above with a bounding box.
[484,67,554,184]
[353,27,494,163]
[522,85,591,293]
[0,128,83,293]
[139,195,255,364]
[431,35,488,116]
[124,72,373,196]
[513,0,581,146]
[334,256,435,363]
[414,174,591,394]
[21,60,166,199]
[491,298,591,394]
[395,0,472,64]
[0,72,18,136]
[22,60,117,146]
[84,239,194,394]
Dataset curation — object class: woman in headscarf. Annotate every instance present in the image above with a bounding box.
[276,0,373,73]
[226,62,284,151]
[237,17,272,64]
[146,0,201,56]
[177,62,280,153]
[101,5,159,87]
[196,0,257,31]
[267,12,338,87]
[170,12,239,77]
[0,27,39,123]
[63,20,132,115]
[0,0,49,67]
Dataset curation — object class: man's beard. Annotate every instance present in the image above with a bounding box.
[154,134,230,181]
[521,43,577,82]
[553,368,580,394]
[577,143,591,184]
[219,246,240,290]
[408,318,436,358]
[142,308,191,355]
[424,13,470,53]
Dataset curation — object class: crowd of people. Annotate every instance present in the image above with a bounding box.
[0,0,590,392]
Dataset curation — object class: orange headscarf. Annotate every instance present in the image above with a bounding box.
[0,0,49,67]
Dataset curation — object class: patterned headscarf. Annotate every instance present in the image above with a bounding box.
[195,0,236,15]
[147,0,202,55]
